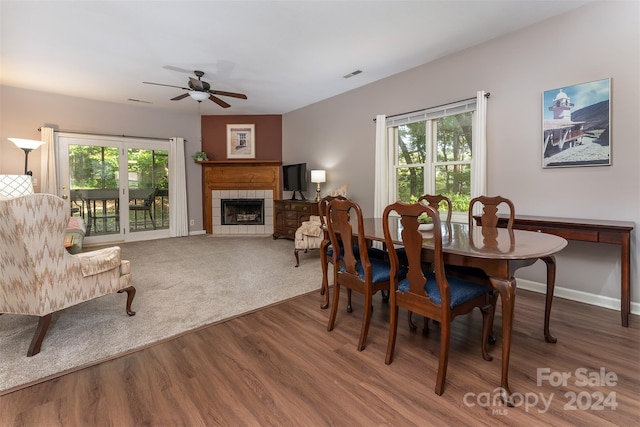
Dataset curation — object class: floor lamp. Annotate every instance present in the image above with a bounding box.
[9,138,45,176]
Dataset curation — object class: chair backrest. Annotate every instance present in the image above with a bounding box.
[468,195,515,229]
[418,194,452,224]
[383,201,449,307]
[318,195,347,242]
[0,194,69,313]
[318,195,347,223]
[0,175,34,199]
[325,198,371,282]
[143,188,159,207]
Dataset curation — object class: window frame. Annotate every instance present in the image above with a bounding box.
[383,95,485,223]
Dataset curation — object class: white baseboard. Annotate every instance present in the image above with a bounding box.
[189,230,206,236]
[517,278,639,316]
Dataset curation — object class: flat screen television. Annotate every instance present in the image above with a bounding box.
[282,163,307,200]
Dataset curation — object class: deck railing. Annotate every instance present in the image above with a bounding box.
[72,188,170,236]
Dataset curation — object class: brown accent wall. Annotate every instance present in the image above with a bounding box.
[201,115,282,161]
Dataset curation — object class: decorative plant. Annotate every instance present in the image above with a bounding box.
[192,151,209,161]
[417,213,433,224]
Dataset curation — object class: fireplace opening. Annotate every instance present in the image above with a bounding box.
[221,199,264,225]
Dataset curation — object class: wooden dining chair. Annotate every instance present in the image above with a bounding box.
[468,195,515,229]
[408,194,454,333]
[325,198,397,351]
[418,193,452,224]
[382,201,495,395]
[318,195,347,309]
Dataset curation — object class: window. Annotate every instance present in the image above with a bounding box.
[377,93,487,222]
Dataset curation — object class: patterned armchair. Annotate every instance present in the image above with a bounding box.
[0,194,135,356]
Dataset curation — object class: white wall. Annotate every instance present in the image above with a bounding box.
[283,2,640,310]
[0,87,204,233]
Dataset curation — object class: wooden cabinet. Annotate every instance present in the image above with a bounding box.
[273,199,319,240]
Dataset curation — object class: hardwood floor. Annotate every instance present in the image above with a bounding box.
[0,287,638,426]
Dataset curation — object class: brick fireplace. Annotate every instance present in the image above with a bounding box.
[200,160,281,235]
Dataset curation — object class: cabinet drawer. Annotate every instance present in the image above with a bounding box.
[285,211,298,220]
[285,219,298,229]
[291,203,312,213]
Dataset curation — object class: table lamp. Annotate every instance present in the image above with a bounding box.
[9,138,46,175]
[310,169,326,202]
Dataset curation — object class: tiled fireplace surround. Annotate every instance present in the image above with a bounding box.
[201,160,281,236]
[212,189,273,235]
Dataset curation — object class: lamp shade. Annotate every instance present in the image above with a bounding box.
[310,169,326,183]
[189,91,210,102]
[9,138,45,150]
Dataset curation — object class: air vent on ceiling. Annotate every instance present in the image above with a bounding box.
[343,70,363,79]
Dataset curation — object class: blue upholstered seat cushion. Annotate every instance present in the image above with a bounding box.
[339,257,407,284]
[397,272,490,308]
[326,245,387,260]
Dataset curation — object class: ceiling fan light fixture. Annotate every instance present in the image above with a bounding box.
[189,91,210,102]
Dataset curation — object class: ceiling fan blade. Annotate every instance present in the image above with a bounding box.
[210,90,247,99]
[208,95,231,108]
[171,93,190,101]
[143,81,190,91]
[162,65,193,74]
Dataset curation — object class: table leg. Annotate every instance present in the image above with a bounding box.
[490,275,516,405]
[621,235,630,327]
[541,255,557,343]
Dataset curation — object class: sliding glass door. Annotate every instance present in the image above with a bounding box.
[58,134,170,244]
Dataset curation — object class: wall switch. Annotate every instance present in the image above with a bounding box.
[189,219,195,226]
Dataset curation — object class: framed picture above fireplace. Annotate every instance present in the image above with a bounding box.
[227,124,255,159]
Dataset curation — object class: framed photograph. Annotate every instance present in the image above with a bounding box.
[542,78,611,168]
[227,124,255,159]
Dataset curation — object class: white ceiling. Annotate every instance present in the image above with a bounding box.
[0,0,590,115]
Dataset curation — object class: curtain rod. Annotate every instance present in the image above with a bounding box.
[38,127,178,142]
[374,92,491,121]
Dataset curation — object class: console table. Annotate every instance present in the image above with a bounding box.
[476,214,635,327]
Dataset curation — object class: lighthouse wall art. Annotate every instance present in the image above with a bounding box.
[542,78,611,168]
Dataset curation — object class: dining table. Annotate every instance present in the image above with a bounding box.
[360,217,568,403]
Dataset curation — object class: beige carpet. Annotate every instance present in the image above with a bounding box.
[0,235,323,395]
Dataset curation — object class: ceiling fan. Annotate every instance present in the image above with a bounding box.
[143,70,247,108]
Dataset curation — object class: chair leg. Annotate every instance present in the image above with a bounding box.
[385,298,399,365]
[320,258,330,309]
[347,288,353,313]
[381,290,390,303]
[327,282,341,332]
[408,311,417,331]
[480,303,494,362]
[27,314,52,357]
[148,209,157,229]
[407,311,429,335]
[357,291,373,351]
[294,249,300,267]
[118,286,137,316]
[435,320,451,395]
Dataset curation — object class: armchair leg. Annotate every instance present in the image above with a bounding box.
[118,286,137,316]
[27,314,52,357]
[294,249,300,267]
